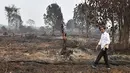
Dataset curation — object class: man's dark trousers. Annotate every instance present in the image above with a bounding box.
[94,48,109,67]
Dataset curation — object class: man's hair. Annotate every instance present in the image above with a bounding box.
[99,25,106,30]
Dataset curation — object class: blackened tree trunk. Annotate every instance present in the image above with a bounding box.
[60,23,73,57]
[123,15,129,49]
[60,23,67,55]
[118,15,122,43]
[111,13,115,44]
[52,26,55,36]
[81,23,84,34]
[121,13,129,49]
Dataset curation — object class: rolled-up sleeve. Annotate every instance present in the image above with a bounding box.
[98,39,101,45]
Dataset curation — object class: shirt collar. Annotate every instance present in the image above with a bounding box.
[102,31,106,34]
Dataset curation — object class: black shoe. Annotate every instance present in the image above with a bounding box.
[92,65,96,69]
[107,67,110,70]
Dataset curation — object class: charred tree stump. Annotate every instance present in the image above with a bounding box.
[60,23,73,57]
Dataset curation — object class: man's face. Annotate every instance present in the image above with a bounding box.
[100,27,105,33]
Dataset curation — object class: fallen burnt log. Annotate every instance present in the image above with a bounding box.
[6,59,130,66]
[7,60,50,65]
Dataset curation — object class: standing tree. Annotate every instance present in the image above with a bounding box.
[19,25,27,33]
[88,0,130,49]
[39,26,46,35]
[5,5,22,31]
[1,26,7,32]
[44,3,64,35]
[26,19,35,27]
[73,1,97,36]
[66,19,75,31]
[44,3,71,57]
[73,3,86,34]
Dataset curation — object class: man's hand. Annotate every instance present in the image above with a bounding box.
[103,44,109,51]
[104,44,109,49]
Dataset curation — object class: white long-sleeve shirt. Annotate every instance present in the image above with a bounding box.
[98,31,111,49]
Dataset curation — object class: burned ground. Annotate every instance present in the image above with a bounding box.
[0,36,130,73]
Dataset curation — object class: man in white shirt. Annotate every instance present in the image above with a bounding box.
[92,25,111,69]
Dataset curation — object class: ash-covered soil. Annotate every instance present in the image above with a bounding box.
[0,36,130,73]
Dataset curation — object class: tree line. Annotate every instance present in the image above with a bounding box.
[44,0,130,49]
[4,5,37,33]
[3,0,130,49]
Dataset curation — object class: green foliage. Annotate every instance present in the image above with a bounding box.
[1,26,7,31]
[44,3,64,30]
[73,3,85,28]
[5,5,23,30]
[73,2,97,35]
[26,19,35,26]
[88,0,130,48]
[66,19,75,29]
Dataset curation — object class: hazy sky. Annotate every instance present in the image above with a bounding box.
[0,0,83,27]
